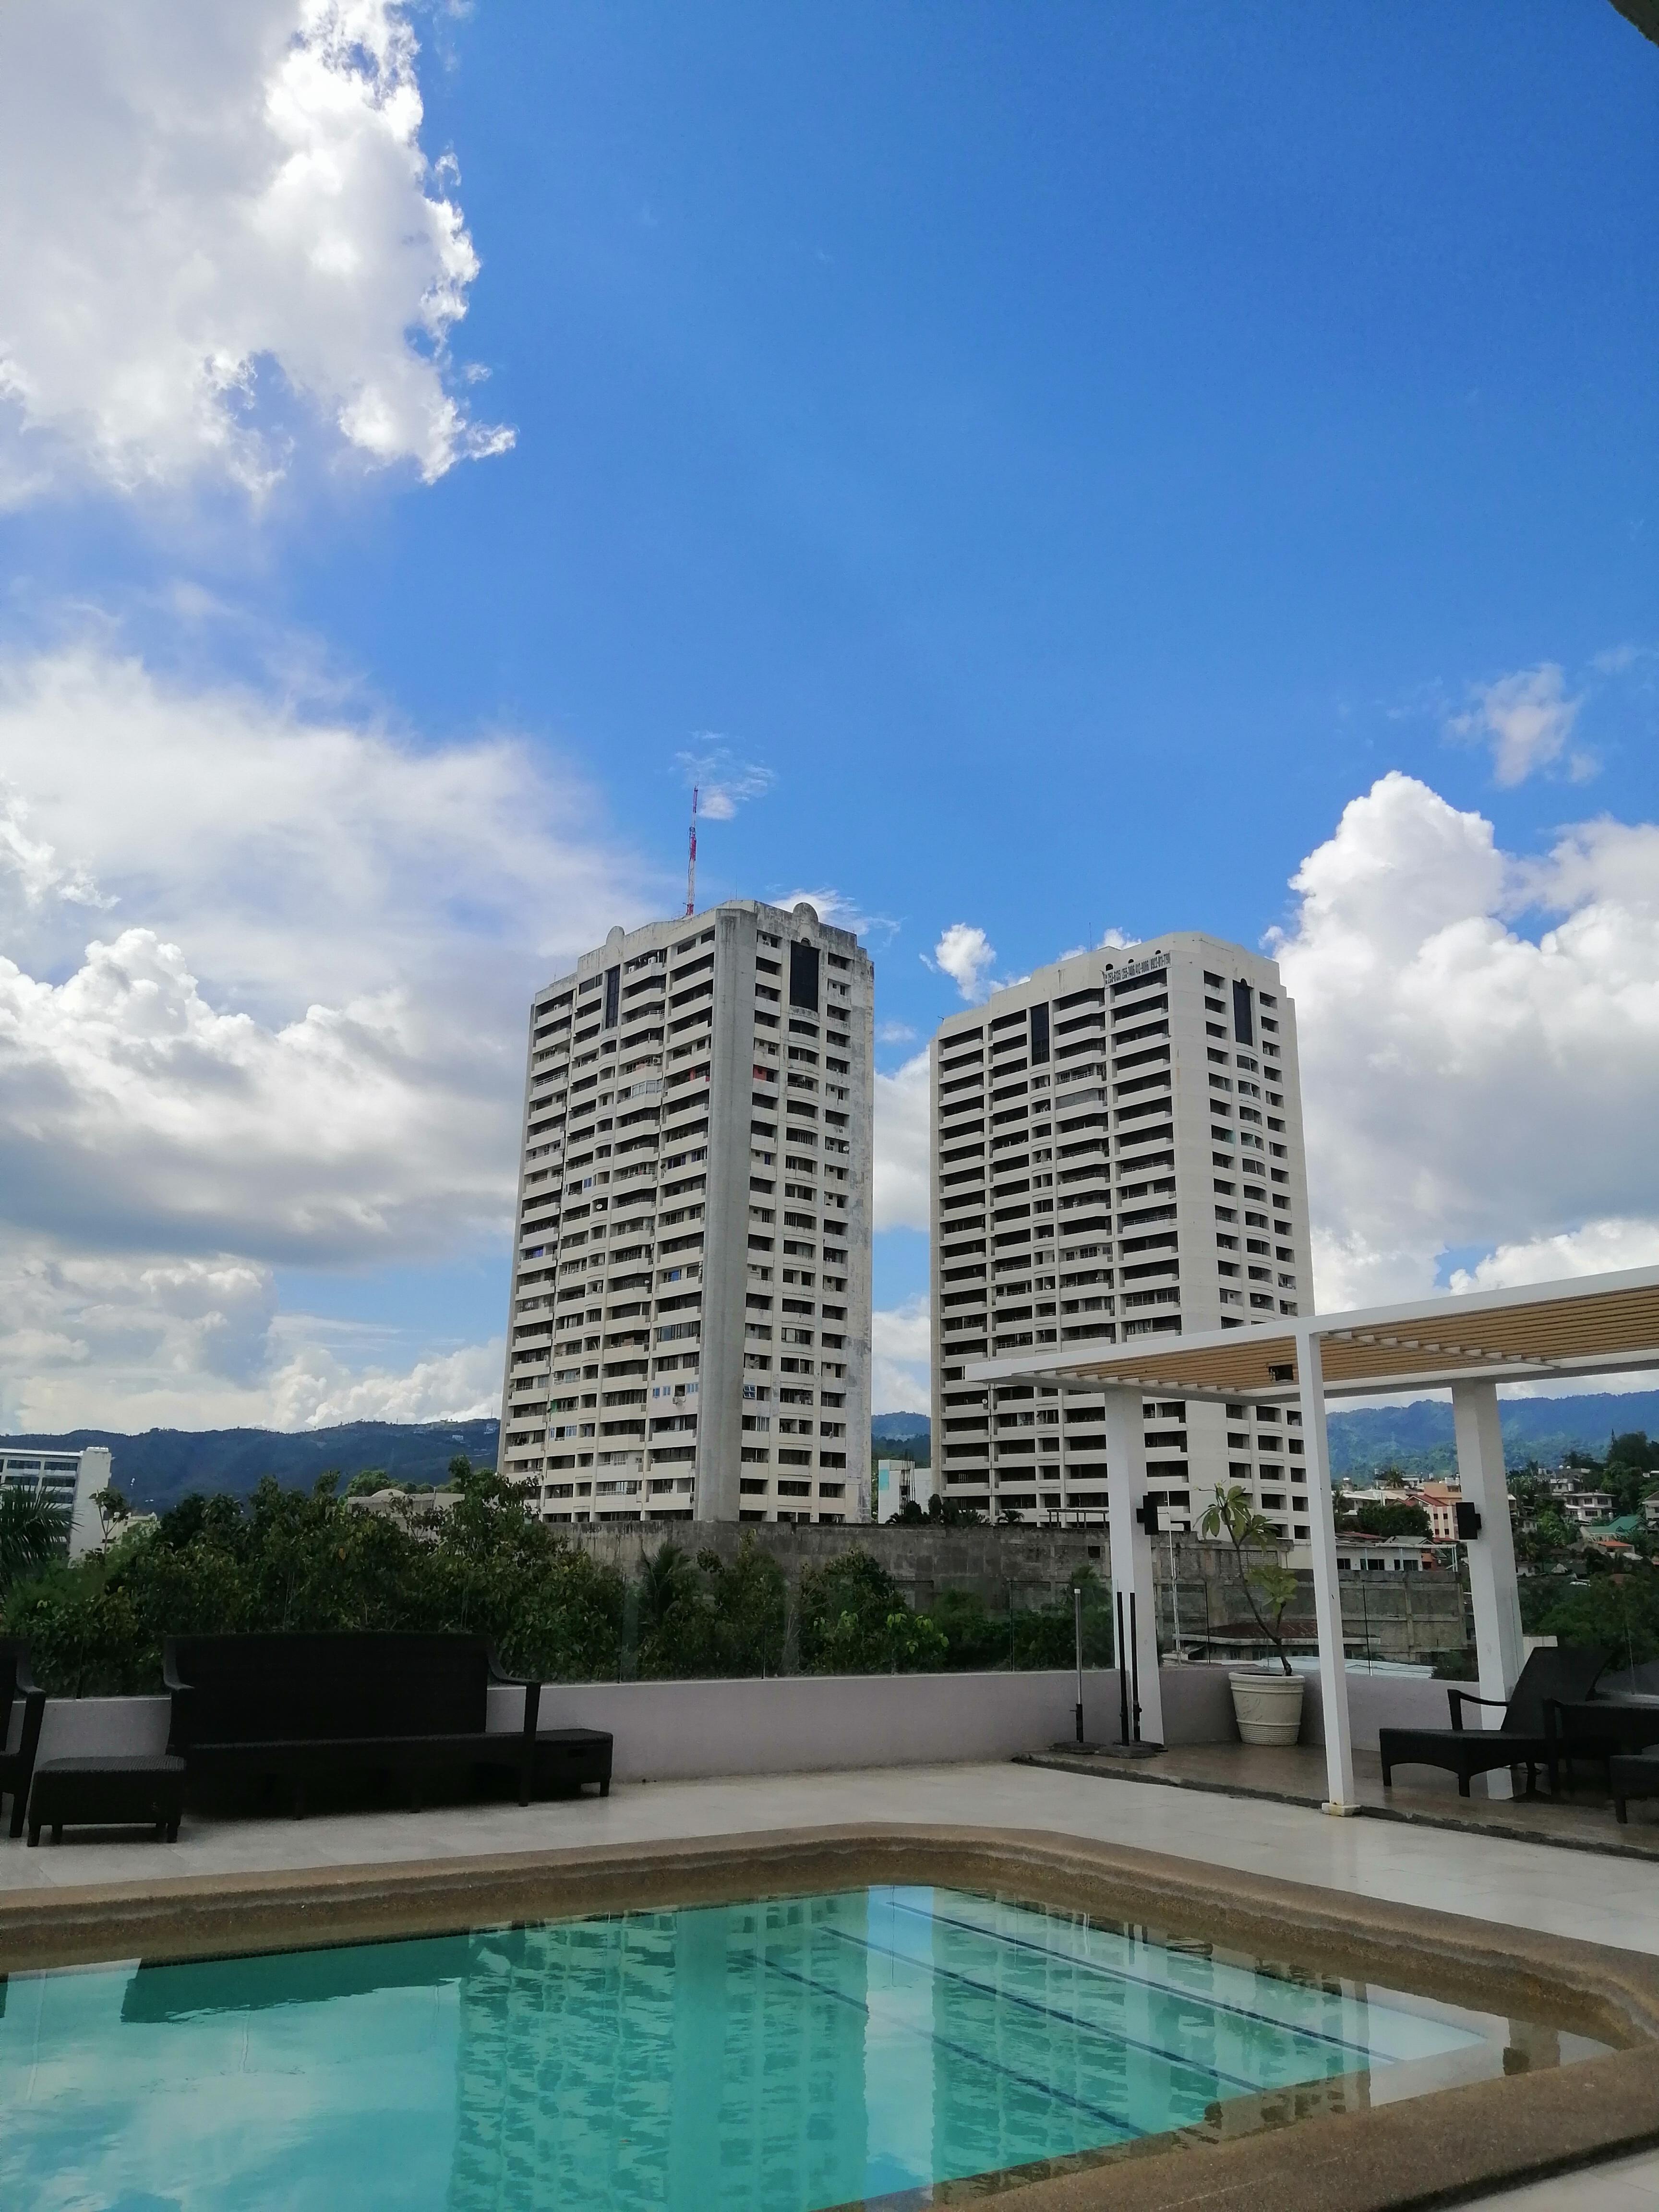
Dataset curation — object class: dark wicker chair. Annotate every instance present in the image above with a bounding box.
[0,1640,48,1840]
[1378,1645,1606,1798]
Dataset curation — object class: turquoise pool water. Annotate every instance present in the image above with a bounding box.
[0,1886,1546,2210]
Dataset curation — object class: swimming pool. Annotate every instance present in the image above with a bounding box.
[0,1884,1607,2211]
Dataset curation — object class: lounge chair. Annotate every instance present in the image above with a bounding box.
[0,1640,47,1840]
[1378,1646,1606,1799]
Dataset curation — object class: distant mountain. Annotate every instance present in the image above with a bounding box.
[9,1389,1648,1514]
[1327,1392,1659,1480]
[0,1420,502,1516]
[872,1412,930,1439]
[865,1395,1657,1482]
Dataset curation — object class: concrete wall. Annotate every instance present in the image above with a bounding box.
[569,1518,1109,1610]
[21,1662,1447,1779]
[1298,1668,1452,1753]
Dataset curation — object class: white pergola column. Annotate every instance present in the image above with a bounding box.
[1297,1330,1357,1813]
[1452,1379,1524,1801]
[1103,1386,1165,1745]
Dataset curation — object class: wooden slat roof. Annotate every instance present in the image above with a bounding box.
[968,1265,1659,1401]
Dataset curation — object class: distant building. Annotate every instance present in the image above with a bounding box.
[929,932,1314,1538]
[1413,1480,1462,1543]
[876,1458,935,1520]
[1322,1532,1438,1575]
[0,1445,111,1560]
[499,901,874,1529]
[1563,1489,1615,1527]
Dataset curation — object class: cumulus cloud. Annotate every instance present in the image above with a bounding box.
[0,645,637,1019]
[771,887,897,941]
[872,1295,931,1415]
[929,922,997,1001]
[0,0,509,502]
[0,640,650,1431]
[874,1050,931,1233]
[1448,1219,1659,1295]
[0,1234,503,1431]
[877,1020,916,1045]
[1447,663,1588,787]
[677,743,773,821]
[1273,772,1659,1310]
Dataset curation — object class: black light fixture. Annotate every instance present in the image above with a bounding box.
[1455,1502,1483,1540]
[1135,1497,1162,1536]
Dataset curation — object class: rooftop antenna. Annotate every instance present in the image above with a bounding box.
[685,785,698,916]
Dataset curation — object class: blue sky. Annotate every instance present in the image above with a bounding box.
[0,2,1654,1430]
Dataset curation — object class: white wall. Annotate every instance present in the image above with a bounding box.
[26,1664,1456,1781]
[1298,1667,1452,1752]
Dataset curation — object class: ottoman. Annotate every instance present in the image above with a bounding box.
[27,1755,185,1845]
[1611,1747,1659,1825]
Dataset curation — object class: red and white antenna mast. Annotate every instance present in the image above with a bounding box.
[685,785,698,916]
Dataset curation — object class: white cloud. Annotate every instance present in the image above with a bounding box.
[0,639,651,1431]
[929,922,997,1002]
[1447,662,1587,787]
[771,887,897,941]
[0,644,639,1020]
[1448,1219,1659,1295]
[874,1050,931,1233]
[1273,772,1659,1310]
[0,0,509,502]
[0,1234,504,1433]
[267,1335,503,1429]
[872,1295,930,1415]
[677,743,773,822]
[876,1020,916,1045]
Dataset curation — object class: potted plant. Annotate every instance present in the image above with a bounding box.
[1199,1484,1306,1745]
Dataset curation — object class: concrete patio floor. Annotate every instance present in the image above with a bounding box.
[1023,1740,1659,1858]
[5,1756,1659,2208]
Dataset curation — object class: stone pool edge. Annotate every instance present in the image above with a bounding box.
[0,1821,1656,2212]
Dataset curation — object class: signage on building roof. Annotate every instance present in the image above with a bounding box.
[1106,951,1170,986]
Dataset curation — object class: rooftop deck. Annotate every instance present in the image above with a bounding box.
[3,1756,1656,2207]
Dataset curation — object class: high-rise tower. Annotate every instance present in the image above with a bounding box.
[929,932,1314,1537]
[501,901,875,1525]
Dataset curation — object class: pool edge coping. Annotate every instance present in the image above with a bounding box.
[1,1820,1657,2212]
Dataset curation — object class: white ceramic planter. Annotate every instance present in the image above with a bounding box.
[1228,1668,1306,1747]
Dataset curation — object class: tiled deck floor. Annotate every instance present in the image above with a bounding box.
[4,1758,1656,2207]
[1025,1740,1659,1857]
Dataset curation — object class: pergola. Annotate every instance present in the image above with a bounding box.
[968,1263,1659,1812]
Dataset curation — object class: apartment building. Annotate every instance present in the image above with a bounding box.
[499,901,874,1526]
[0,1443,112,1560]
[929,933,1316,1537]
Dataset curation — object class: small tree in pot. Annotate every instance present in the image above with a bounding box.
[1199,1483,1306,1744]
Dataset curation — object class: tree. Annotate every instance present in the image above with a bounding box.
[1199,1484,1298,1675]
[91,1486,130,1541]
[1522,1574,1659,1674]
[1342,1500,1431,1540]
[0,1487,70,1594]
[798,1550,943,1674]
[926,1495,984,1528]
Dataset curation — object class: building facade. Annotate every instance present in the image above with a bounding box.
[875,1457,936,1521]
[929,932,1315,1537]
[500,901,874,1526]
[0,1444,112,1560]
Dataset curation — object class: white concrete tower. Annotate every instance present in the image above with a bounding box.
[500,901,875,1526]
[929,932,1315,1537]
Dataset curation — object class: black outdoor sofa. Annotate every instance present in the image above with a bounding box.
[1378,1645,1606,1799]
[0,1640,47,1840]
[163,1633,613,1817]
